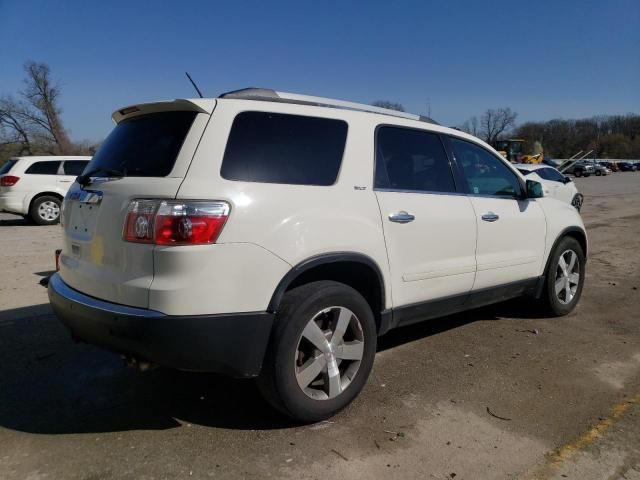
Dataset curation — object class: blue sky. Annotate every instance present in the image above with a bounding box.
[1,0,638,141]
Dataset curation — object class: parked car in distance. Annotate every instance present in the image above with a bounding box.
[618,162,638,172]
[590,163,611,176]
[598,161,618,172]
[563,161,595,177]
[48,89,588,422]
[515,164,583,211]
[0,156,91,224]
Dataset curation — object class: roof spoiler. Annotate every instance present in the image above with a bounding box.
[112,99,215,124]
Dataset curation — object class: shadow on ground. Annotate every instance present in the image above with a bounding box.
[0,298,549,436]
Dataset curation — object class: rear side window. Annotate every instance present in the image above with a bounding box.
[221,112,348,186]
[63,160,90,176]
[25,161,61,175]
[375,126,456,193]
[87,111,196,177]
[450,138,522,198]
[0,159,17,175]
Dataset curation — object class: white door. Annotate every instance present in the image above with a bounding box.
[374,126,477,310]
[449,137,546,290]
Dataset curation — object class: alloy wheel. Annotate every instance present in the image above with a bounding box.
[295,306,364,400]
[555,249,580,305]
[38,201,60,222]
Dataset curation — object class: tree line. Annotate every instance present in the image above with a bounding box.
[0,61,97,160]
[458,108,640,159]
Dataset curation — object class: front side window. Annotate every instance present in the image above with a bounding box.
[221,112,348,186]
[540,167,565,182]
[375,126,456,193]
[450,137,522,198]
[63,160,90,176]
[25,161,61,175]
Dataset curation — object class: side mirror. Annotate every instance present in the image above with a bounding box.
[563,176,572,184]
[526,179,544,198]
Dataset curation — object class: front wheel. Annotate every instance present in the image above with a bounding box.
[595,170,602,176]
[540,237,586,316]
[258,281,377,422]
[30,195,61,225]
[575,170,582,177]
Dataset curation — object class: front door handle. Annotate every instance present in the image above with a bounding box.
[389,211,415,223]
[481,212,499,222]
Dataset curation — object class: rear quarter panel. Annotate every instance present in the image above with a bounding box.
[175,100,392,311]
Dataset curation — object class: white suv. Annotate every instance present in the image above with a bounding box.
[0,156,91,224]
[48,89,587,421]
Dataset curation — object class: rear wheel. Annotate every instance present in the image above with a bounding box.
[540,237,585,316]
[595,170,602,176]
[30,195,61,225]
[258,281,377,422]
[575,170,582,177]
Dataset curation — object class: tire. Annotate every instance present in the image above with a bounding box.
[258,280,377,422]
[540,237,586,316]
[595,170,602,176]
[30,195,61,225]
[575,170,582,177]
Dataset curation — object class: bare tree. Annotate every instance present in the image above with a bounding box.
[19,61,72,154]
[372,100,405,112]
[480,107,517,144]
[0,95,33,155]
[459,115,479,137]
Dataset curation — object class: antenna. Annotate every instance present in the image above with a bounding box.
[185,72,204,98]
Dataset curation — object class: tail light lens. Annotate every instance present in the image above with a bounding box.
[0,175,20,186]
[123,200,230,245]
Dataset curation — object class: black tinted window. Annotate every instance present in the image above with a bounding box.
[63,160,90,176]
[0,159,17,175]
[450,138,522,197]
[375,127,456,193]
[540,167,565,182]
[87,111,196,177]
[221,112,347,186]
[25,161,61,175]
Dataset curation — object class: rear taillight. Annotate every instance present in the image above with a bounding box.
[123,200,230,245]
[0,175,20,186]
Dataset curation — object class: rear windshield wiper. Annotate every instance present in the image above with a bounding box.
[77,167,125,186]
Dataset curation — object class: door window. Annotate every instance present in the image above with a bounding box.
[25,161,61,175]
[450,138,522,198]
[375,126,456,193]
[62,161,90,176]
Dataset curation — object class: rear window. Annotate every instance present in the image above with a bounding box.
[25,161,61,175]
[0,159,17,175]
[86,111,196,177]
[220,111,348,186]
[63,160,90,176]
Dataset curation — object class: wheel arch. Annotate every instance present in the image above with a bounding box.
[544,226,588,276]
[28,191,64,212]
[267,252,390,334]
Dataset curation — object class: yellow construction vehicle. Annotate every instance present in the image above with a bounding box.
[493,139,544,164]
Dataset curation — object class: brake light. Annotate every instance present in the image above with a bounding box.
[0,175,19,186]
[123,200,230,245]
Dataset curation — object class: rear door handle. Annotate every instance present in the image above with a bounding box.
[481,212,499,222]
[389,211,415,223]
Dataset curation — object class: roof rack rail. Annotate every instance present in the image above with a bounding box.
[219,88,439,125]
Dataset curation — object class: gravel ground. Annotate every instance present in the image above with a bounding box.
[1,172,639,479]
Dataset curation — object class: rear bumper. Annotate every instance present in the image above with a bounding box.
[48,273,274,377]
[0,193,26,215]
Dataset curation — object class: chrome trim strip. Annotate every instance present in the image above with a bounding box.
[49,273,163,318]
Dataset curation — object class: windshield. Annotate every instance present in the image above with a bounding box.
[84,111,196,177]
[0,159,17,175]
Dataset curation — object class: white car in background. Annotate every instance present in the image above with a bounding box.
[0,156,91,224]
[515,163,583,211]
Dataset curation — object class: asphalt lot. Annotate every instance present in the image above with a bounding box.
[1,173,639,480]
